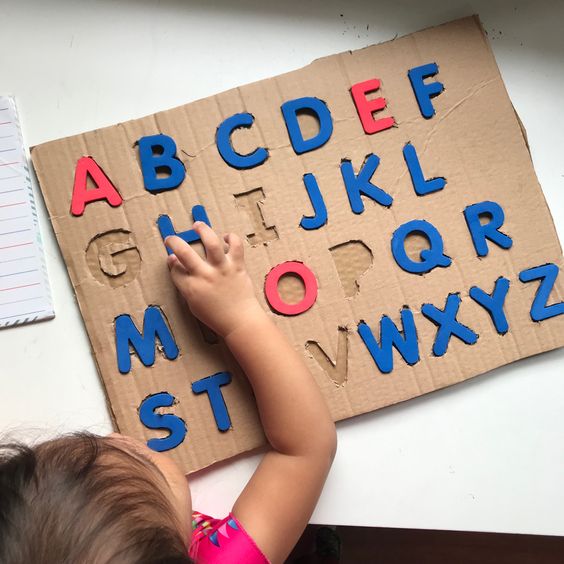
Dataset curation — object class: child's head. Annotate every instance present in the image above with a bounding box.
[0,432,194,564]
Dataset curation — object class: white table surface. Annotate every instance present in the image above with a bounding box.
[1,0,563,536]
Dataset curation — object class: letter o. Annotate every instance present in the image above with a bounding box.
[264,261,318,316]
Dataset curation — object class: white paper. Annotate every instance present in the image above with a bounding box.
[0,96,54,328]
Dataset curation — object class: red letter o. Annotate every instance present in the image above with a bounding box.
[264,261,318,316]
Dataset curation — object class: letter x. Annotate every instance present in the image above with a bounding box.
[421,293,478,356]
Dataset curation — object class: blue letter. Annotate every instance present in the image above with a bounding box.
[281,97,333,155]
[341,154,393,214]
[115,306,179,374]
[138,134,186,193]
[403,142,446,196]
[391,219,451,274]
[464,201,513,257]
[192,372,233,432]
[408,62,444,119]
[300,173,327,230]
[158,204,211,255]
[422,294,478,356]
[358,308,419,374]
[216,112,268,169]
[139,392,187,452]
[469,277,510,334]
[519,263,564,321]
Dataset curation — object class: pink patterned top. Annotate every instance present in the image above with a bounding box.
[189,511,270,563]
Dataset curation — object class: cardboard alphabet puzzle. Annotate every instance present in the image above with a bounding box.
[32,17,564,473]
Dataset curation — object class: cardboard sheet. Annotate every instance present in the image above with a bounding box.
[31,16,564,473]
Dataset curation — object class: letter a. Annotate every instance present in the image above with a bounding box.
[71,156,123,216]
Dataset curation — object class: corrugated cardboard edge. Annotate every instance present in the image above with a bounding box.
[31,16,481,151]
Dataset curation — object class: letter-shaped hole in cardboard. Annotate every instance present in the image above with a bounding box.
[329,240,373,298]
[306,326,349,386]
[86,229,141,288]
[234,188,279,246]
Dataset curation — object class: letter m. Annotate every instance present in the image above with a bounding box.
[115,306,179,374]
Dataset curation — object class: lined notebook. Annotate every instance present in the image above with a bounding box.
[0,96,54,328]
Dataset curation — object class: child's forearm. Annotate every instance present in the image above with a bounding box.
[166,227,336,562]
[225,310,337,459]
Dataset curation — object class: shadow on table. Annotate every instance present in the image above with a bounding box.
[287,524,564,563]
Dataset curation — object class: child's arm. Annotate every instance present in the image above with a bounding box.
[166,223,337,564]
[226,310,337,563]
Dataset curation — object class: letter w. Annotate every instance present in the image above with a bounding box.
[358,308,419,374]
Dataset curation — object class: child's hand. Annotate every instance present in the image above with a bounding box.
[165,223,264,338]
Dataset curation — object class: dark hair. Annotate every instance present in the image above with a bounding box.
[0,432,194,564]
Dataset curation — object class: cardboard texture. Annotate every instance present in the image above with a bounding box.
[31,16,564,473]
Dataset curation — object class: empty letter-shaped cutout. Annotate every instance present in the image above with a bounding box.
[329,240,373,298]
[71,156,122,216]
[234,188,279,246]
[306,327,349,386]
[85,229,141,288]
[138,392,187,452]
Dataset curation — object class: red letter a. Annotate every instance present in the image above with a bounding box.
[70,156,123,217]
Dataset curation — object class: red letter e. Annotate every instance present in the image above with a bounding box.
[350,79,395,135]
[71,156,123,216]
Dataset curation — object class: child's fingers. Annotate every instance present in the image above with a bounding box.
[165,236,204,272]
[193,222,225,265]
[169,260,189,291]
[224,232,244,263]
[166,254,178,270]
